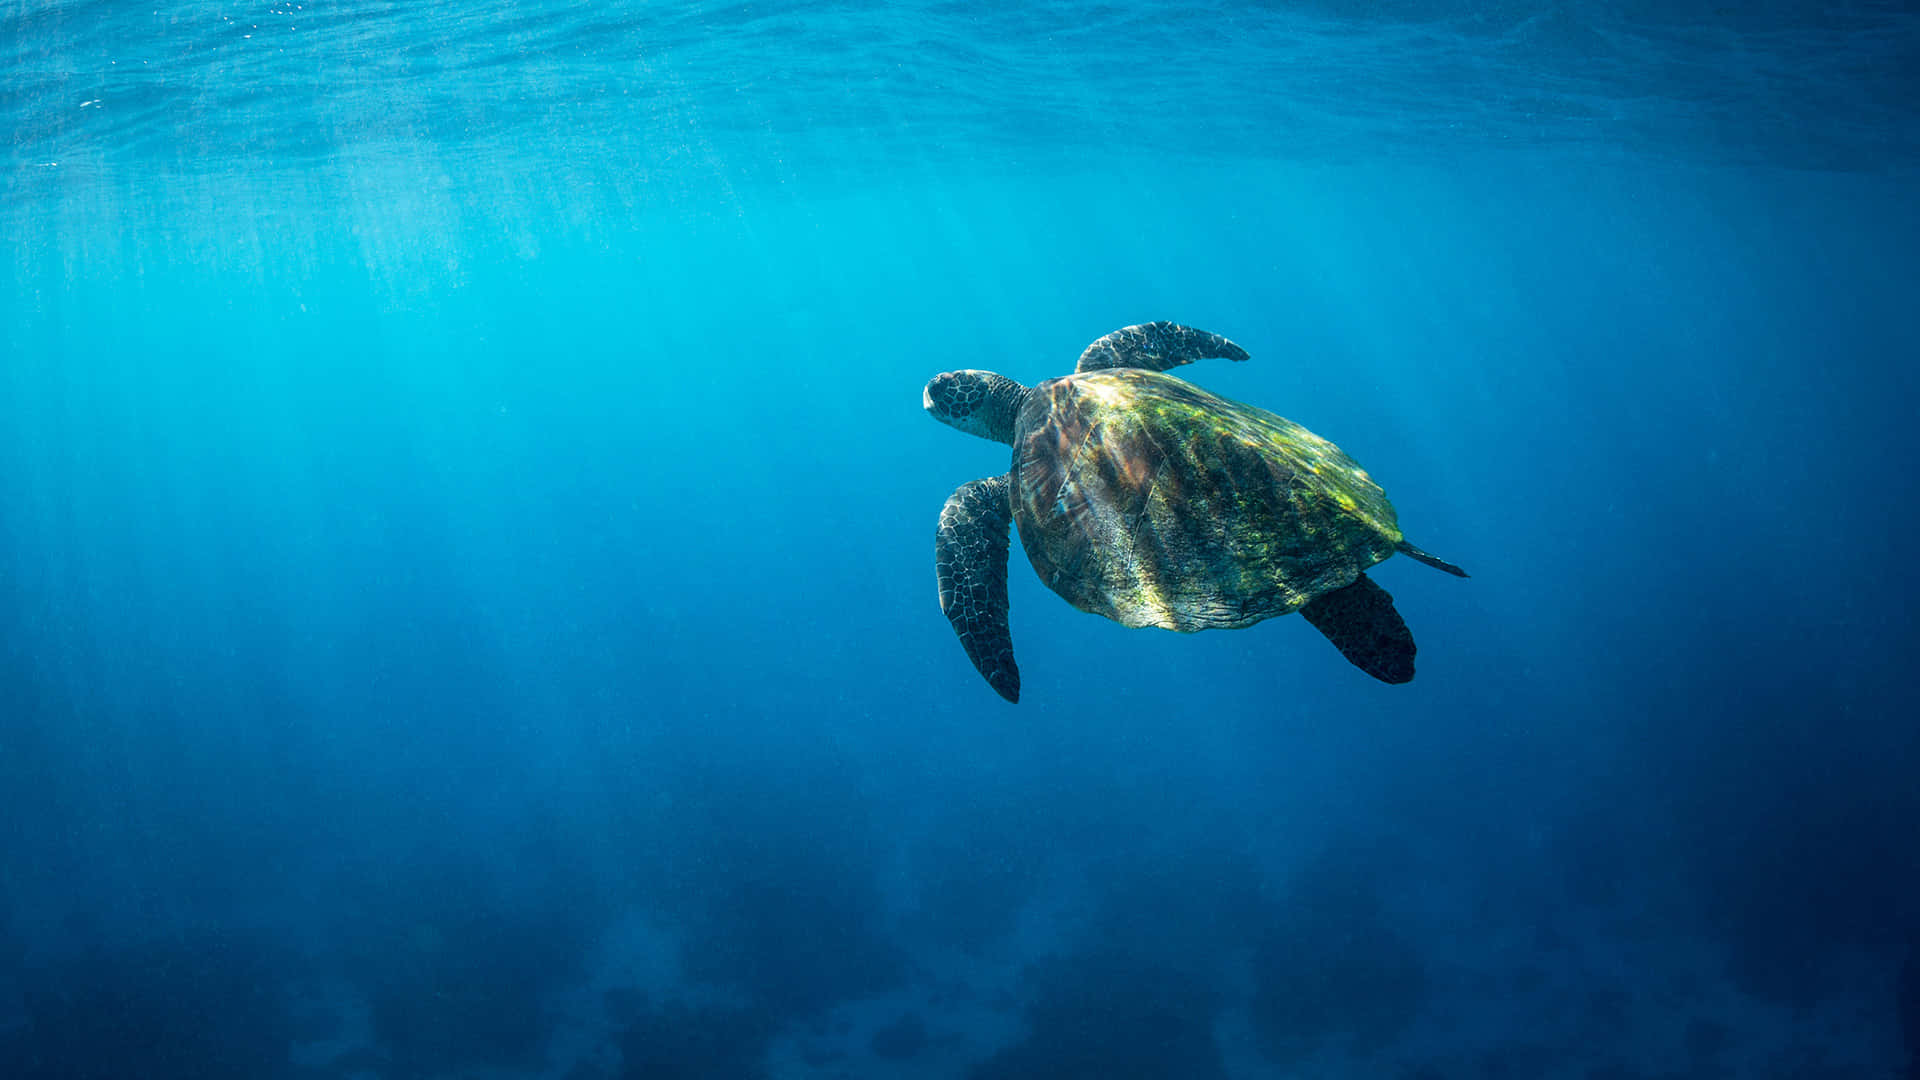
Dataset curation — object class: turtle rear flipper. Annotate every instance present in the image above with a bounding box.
[1299,574,1416,684]
[936,475,1021,703]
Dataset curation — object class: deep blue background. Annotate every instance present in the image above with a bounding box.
[4,2,1919,1077]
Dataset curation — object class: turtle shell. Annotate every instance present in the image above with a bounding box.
[1011,369,1403,631]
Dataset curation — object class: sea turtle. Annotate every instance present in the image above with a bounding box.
[924,321,1467,703]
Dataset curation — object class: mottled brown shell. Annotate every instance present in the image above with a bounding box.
[1012,369,1404,631]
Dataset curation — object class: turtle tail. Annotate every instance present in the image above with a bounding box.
[1396,540,1468,578]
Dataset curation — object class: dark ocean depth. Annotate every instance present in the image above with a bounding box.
[4,1,1919,1077]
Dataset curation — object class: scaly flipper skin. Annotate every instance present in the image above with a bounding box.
[936,475,1020,702]
[1299,573,1416,684]
[1074,321,1251,374]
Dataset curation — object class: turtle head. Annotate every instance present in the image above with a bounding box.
[924,370,1030,446]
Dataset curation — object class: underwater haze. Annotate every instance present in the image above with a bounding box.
[5,1,1920,1077]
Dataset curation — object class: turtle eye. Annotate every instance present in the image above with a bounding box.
[924,373,972,418]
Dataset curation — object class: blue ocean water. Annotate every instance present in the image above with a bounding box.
[4,1,1919,1077]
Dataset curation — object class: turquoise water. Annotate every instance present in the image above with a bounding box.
[4,2,1919,1078]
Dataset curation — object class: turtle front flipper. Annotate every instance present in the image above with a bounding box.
[1075,322,1250,374]
[936,475,1020,703]
[1299,574,1416,684]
